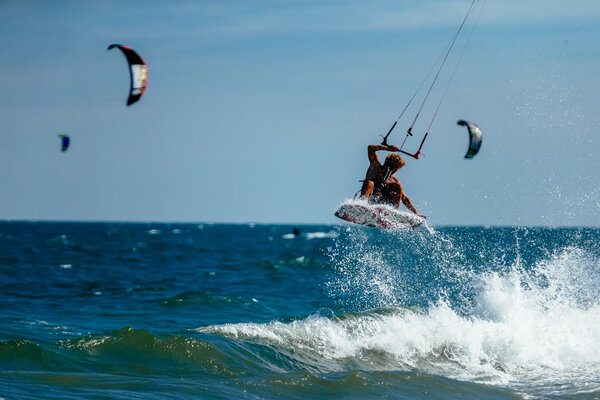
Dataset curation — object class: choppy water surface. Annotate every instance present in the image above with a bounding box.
[1,222,599,399]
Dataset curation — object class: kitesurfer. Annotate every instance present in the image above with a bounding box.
[360,144,424,217]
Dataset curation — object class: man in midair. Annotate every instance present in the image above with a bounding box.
[360,144,424,217]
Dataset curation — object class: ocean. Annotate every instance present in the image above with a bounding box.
[1,221,599,399]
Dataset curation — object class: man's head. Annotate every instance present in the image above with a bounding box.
[384,153,405,171]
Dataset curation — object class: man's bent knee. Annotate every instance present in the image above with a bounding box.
[361,180,375,195]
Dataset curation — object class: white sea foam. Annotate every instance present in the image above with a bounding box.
[198,246,600,396]
[305,231,338,240]
[282,231,339,240]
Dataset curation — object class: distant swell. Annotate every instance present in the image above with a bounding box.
[0,340,61,370]
[1,328,232,377]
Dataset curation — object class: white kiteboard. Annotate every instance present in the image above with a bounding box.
[334,199,424,230]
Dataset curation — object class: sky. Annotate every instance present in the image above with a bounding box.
[1,0,599,226]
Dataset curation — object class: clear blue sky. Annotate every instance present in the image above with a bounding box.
[1,0,599,226]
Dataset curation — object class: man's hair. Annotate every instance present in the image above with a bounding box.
[384,153,405,170]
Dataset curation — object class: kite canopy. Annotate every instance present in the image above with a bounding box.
[107,44,148,106]
[457,120,482,159]
[58,133,70,152]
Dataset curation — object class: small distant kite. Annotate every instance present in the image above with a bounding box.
[58,133,70,152]
[107,44,148,106]
[457,120,482,159]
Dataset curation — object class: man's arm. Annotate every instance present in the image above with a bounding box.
[401,193,424,217]
[367,144,399,164]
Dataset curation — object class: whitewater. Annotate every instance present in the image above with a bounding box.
[200,226,600,398]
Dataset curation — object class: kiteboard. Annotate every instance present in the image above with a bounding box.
[335,200,424,230]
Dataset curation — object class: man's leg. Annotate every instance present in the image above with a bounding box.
[360,180,375,199]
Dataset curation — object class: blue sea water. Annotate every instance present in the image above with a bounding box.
[1,221,600,399]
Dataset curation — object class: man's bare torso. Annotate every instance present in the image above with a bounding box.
[365,163,399,186]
